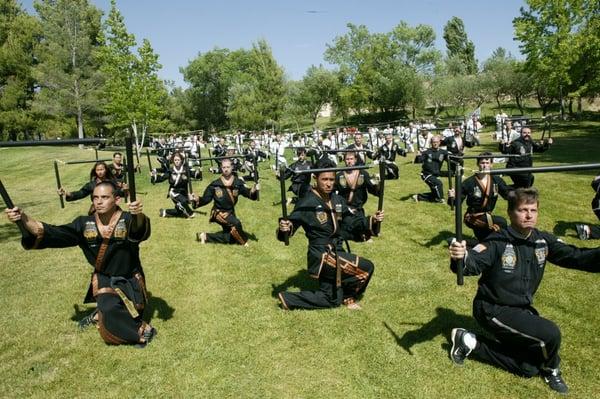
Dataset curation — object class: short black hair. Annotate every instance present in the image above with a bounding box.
[113,152,122,158]
[94,180,119,196]
[507,187,538,212]
[314,157,336,174]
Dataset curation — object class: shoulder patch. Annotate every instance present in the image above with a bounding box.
[472,244,487,253]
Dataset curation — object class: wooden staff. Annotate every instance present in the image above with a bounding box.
[53,160,64,209]
[454,164,464,286]
[125,137,136,202]
[0,179,28,236]
[0,138,106,147]
[278,165,289,246]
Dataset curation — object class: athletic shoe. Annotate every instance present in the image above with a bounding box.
[412,194,419,203]
[450,328,473,365]
[159,209,167,218]
[576,223,589,240]
[542,368,568,394]
[78,309,98,330]
[196,232,207,244]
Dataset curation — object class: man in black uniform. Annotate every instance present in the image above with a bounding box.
[5,181,155,347]
[413,136,448,203]
[449,153,512,241]
[442,126,465,176]
[346,132,373,166]
[576,174,600,240]
[282,148,312,204]
[448,188,600,394]
[152,152,195,218]
[242,140,267,182]
[277,160,384,310]
[375,133,407,179]
[502,127,553,188]
[192,158,259,246]
[335,151,381,242]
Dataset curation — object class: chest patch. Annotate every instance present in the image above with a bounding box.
[535,239,548,266]
[83,221,98,241]
[316,211,328,224]
[215,188,223,198]
[113,219,127,239]
[501,244,517,271]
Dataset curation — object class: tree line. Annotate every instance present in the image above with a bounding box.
[1,0,598,142]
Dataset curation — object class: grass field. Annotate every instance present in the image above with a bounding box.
[1,122,600,398]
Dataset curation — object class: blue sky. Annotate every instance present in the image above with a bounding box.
[21,0,527,88]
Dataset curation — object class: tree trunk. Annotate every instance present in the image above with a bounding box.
[496,93,501,109]
[568,98,574,118]
[515,95,524,115]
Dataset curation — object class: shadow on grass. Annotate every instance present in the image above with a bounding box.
[423,230,455,248]
[271,269,319,298]
[383,307,480,356]
[0,223,23,241]
[145,292,175,322]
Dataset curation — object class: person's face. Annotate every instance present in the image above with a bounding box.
[92,185,118,215]
[345,153,356,167]
[521,128,532,140]
[173,155,183,167]
[354,134,362,145]
[454,128,461,136]
[221,160,233,177]
[315,172,335,195]
[431,138,440,149]
[506,121,512,129]
[298,151,306,160]
[477,158,492,171]
[509,201,538,233]
[95,164,107,179]
[113,154,122,164]
[386,134,392,144]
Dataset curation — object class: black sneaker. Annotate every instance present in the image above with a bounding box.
[542,368,568,394]
[576,223,589,240]
[78,309,98,331]
[450,328,473,365]
[135,327,157,349]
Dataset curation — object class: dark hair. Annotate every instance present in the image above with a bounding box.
[507,187,539,212]
[477,152,493,163]
[113,152,122,158]
[344,151,357,159]
[94,180,119,196]
[90,162,115,181]
[314,157,336,174]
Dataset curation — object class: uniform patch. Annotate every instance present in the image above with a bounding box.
[357,174,364,186]
[233,189,239,197]
[215,188,223,198]
[113,219,127,239]
[472,244,487,253]
[519,146,526,155]
[535,239,548,266]
[335,203,342,214]
[316,211,328,224]
[83,221,98,240]
[501,244,517,271]
[473,186,482,198]
[339,175,347,188]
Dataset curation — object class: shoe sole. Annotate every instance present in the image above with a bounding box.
[450,328,465,366]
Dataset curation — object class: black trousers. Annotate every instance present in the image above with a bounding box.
[417,173,443,202]
[471,299,561,377]
[279,251,374,310]
[384,162,399,180]
[165,193,193,217]
[510,173,534,189]
[206,211,248,245]
[466,214,508,242]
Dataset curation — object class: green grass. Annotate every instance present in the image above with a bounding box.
[1,123,600,398]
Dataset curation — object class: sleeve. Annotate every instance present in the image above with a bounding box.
[545,233,600,272]
[22,217,84,250]
[450,241,497,276]
[238,180,258,201]
[66,182,93,202]
[194,184,214,208]
[277,207,304,242]
[365,171,380,197]
[532,141,550,153]
[497,176,512,200]
[128,213,151,242]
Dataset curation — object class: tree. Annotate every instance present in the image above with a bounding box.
[0,0,40,140]
[443,17,478,75]
[293,65,339,127]
[514,0,585,115]
[32,0,104,141]
[98,0,166,150]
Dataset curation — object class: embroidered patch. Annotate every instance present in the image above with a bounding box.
[113,219,127,239]
[501,244,517,270]
[473,186,482,198]
[83,221,98,240]
[357,174,364,186]
[215,188,223,198]
[339,175,347,188]
[519,146,526,155]
[335,203,342,214]
[535,239,548,266]
[472,244,487,253]
[233,189,239,197]
[316,211,328,224]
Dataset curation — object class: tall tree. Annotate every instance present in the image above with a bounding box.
[293,65,339,128]
[513,0,586,115]
[99,0,166,149]
[443,17,478,75]
[0,0,40,140]
[32,0,103,140]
